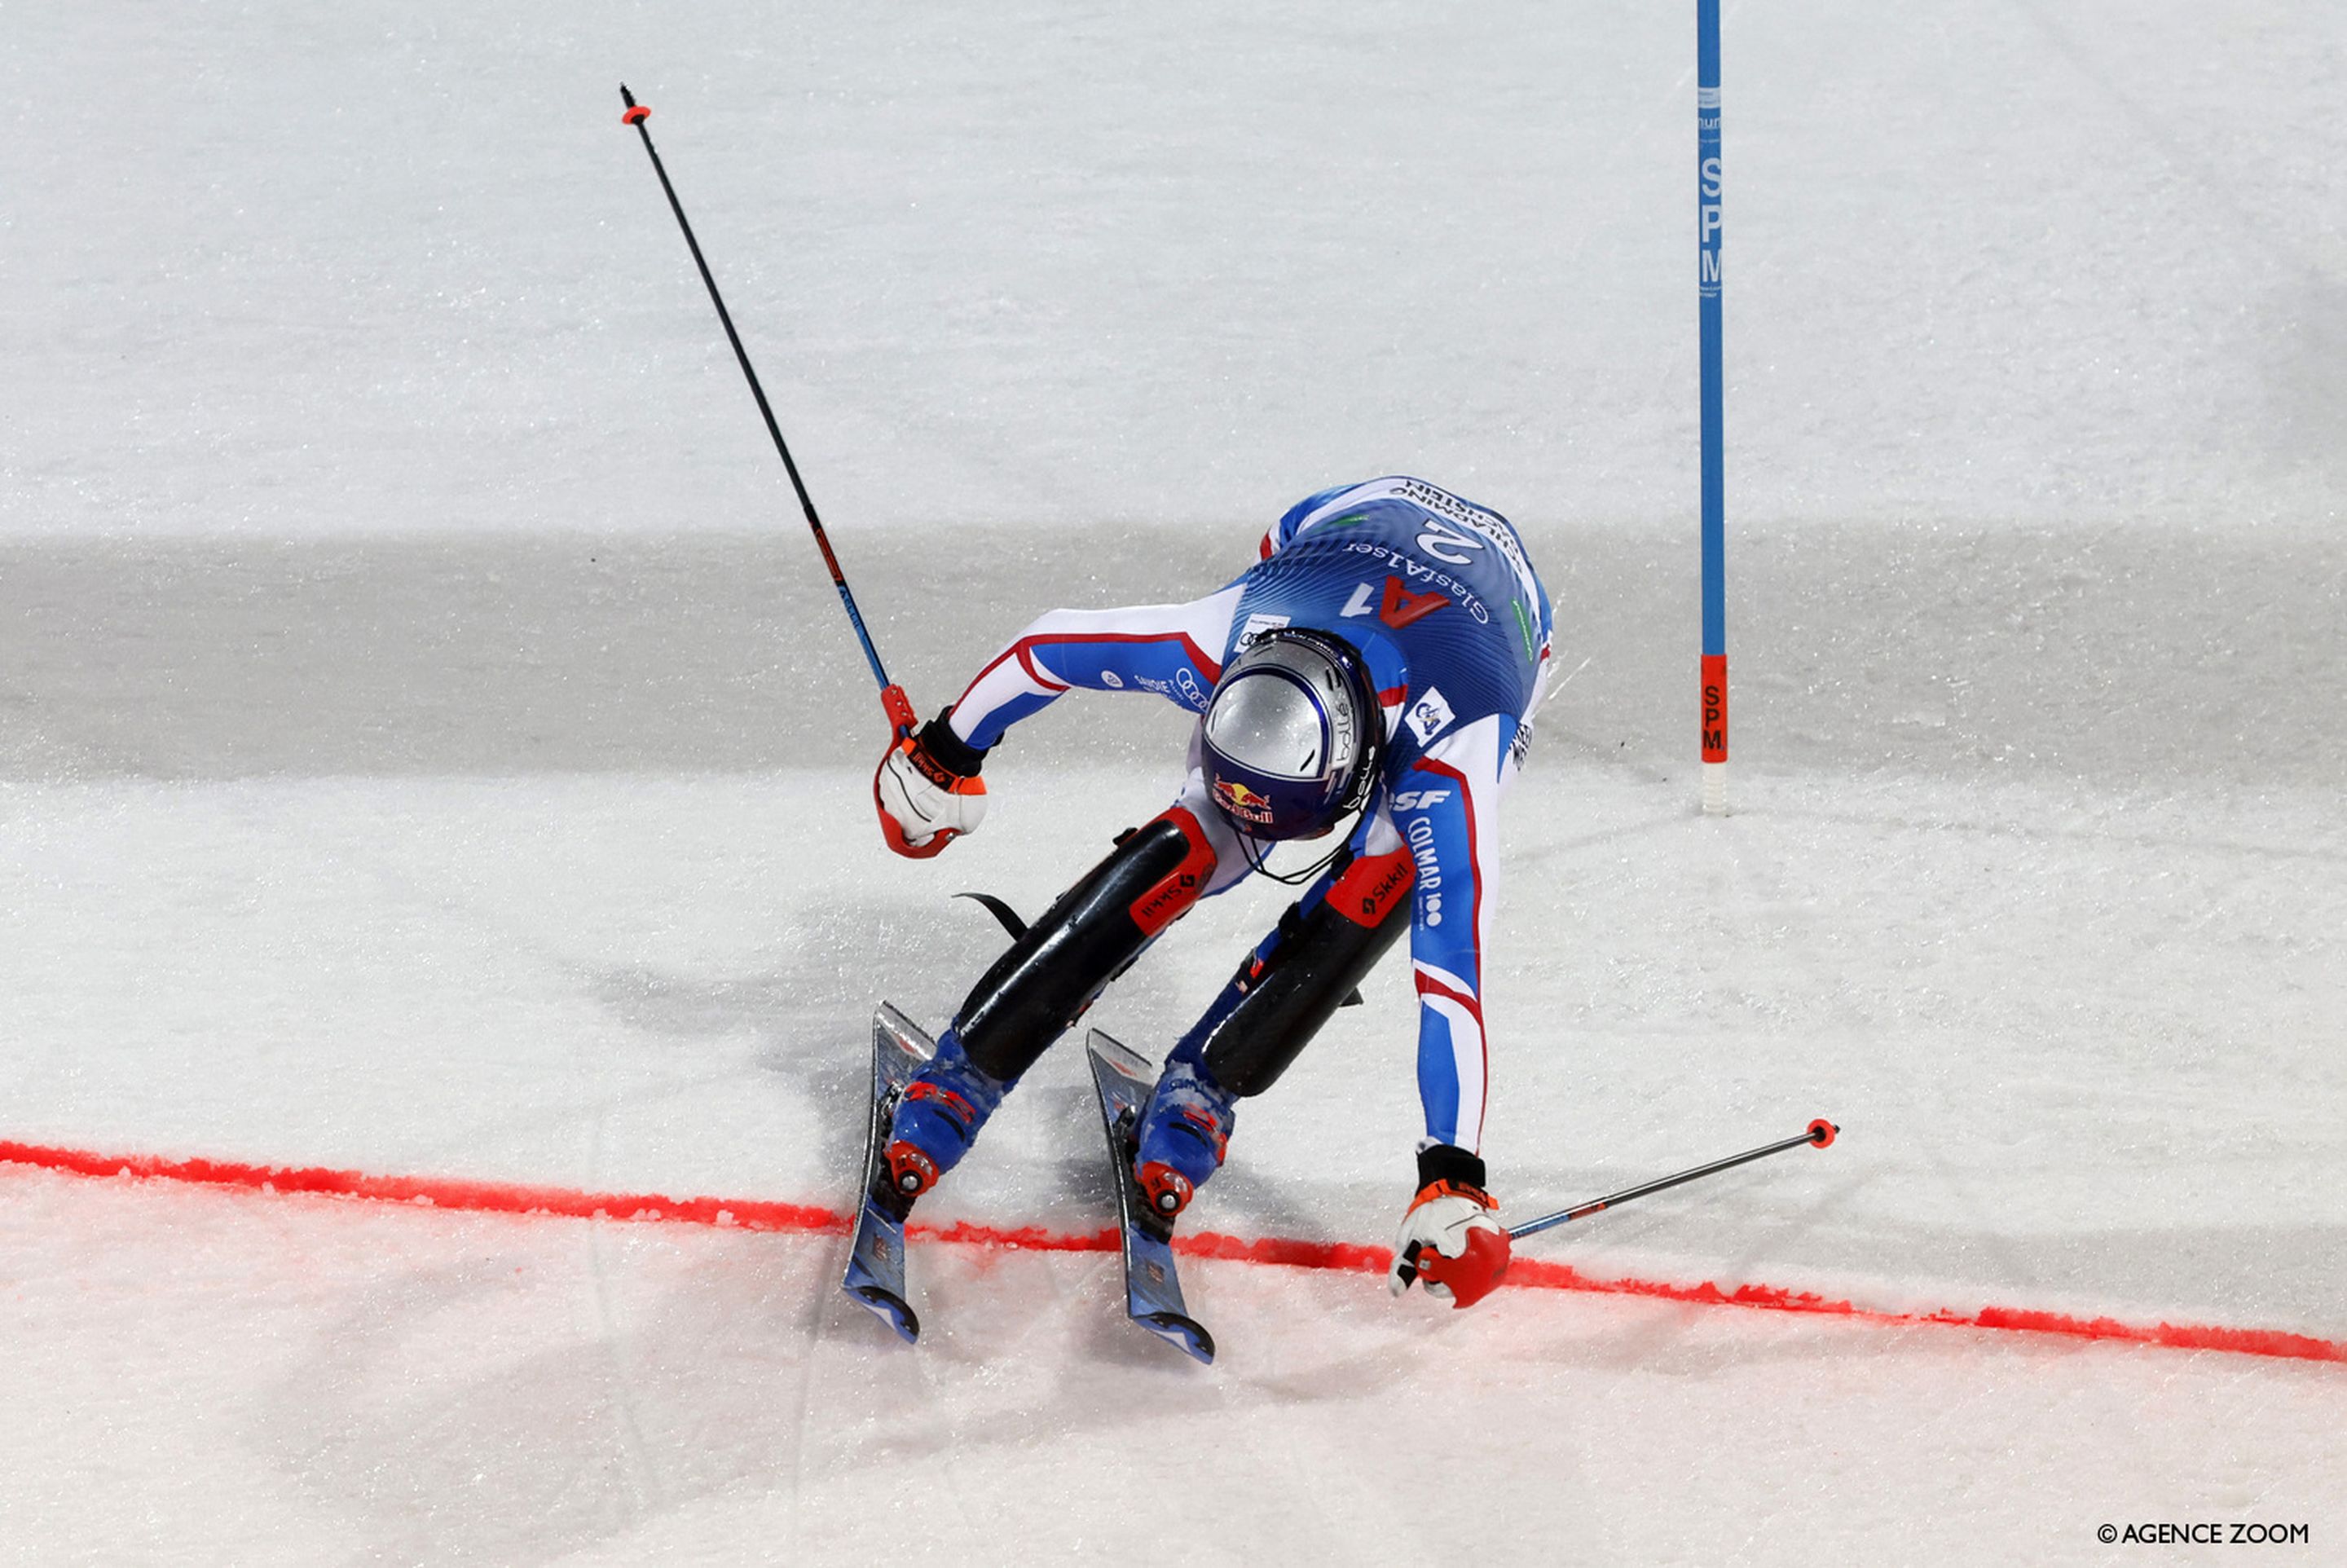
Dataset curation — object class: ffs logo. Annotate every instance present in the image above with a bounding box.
[1389,789,1452,812]
[1403,686,1455,744]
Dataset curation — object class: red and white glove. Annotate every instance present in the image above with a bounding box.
[1388,1145,1510,1309]
[874,711,989,859]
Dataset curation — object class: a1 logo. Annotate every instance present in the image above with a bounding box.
[1340,576,1447,629]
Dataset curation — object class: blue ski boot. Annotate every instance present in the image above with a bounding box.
[1132,1037,1239,1221]
[879,1028,1013,1216]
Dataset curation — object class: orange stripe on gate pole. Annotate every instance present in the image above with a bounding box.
[1701,651,1728,813]
[1700,653,1728,764]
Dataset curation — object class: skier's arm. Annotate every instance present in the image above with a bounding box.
[945,588,1243,750]
[1388,713,1515,1155]
[1383,711,1518,1307]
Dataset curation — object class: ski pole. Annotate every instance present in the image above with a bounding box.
[1508,1119,1838,1241]
[618,84,919,740]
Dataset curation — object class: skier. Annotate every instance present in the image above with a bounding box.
[870,476,1551,1309]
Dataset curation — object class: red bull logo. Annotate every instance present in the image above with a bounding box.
[1213,778,1275,825]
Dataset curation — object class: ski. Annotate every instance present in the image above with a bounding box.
[1085,1028,1216,1364]
[840,1003,937,1343]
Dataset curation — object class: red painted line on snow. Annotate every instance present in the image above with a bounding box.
[0,1139,848,1235]
[5,1138,2340,1367]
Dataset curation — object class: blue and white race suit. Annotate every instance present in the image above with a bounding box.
[945,477,1553,1155]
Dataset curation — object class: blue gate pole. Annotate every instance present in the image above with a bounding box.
[1697,0,1728,814]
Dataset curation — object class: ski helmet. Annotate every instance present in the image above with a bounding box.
[1200,628,1383,841]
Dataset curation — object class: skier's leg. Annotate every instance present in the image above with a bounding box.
[881,802,1226,1208]
[1132,828,1416,1218]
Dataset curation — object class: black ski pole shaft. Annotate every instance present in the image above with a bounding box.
[618,84,918,738]
[1508,1119,1838,1241]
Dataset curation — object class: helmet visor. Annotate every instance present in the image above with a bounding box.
[1202,668,1330,779]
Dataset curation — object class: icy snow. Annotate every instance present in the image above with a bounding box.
[3,2,2342,1564]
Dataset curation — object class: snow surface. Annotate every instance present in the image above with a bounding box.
[3,2,2343,1564]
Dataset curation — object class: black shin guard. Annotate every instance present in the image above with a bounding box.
[1200,848,1415,1097]
[953,808,1218,1082]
